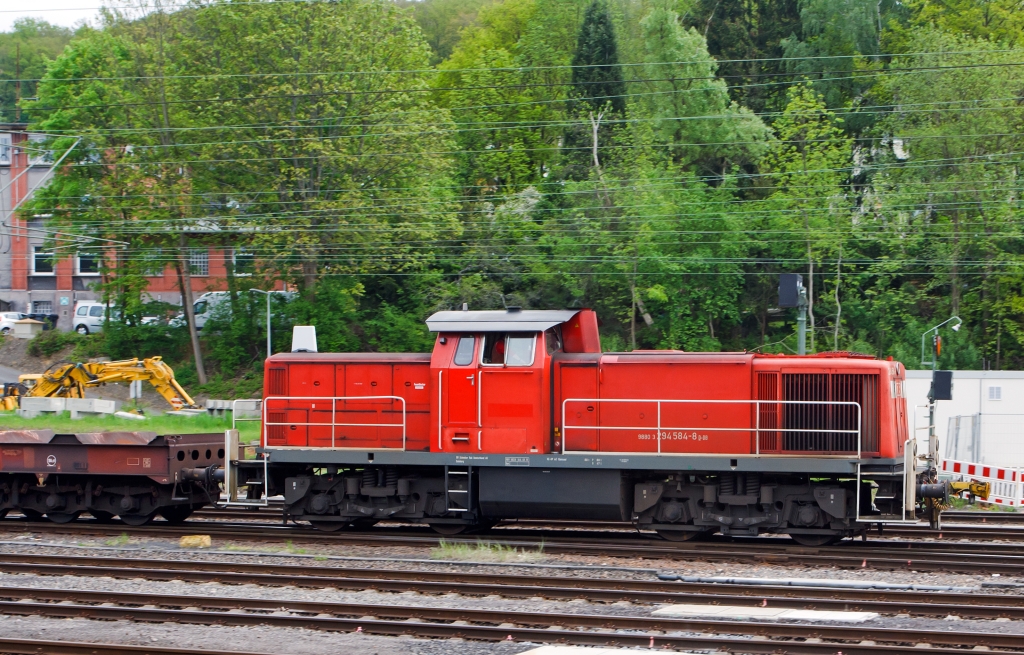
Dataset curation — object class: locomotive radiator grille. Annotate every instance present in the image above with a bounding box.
[758,373,878,455]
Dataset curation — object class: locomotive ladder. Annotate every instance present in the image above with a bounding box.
[444,465,473,513]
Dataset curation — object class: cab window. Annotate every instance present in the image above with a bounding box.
[481,333,506,365]
[76,306,88,316]
[482,332,536,367]
[544,327,562,354]
[89,306,104,317]
[194,301,208,315]
[453,336,475,365]
[505,333,535,366]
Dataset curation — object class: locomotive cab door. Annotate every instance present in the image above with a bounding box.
[443,335,480,450]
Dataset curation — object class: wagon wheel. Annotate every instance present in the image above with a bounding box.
[118,513,154,526]
[309,520,350,532]
[655,527,711,542]
[788,533,840,547]
[158,506,194,525]
[89,510,116,523]
[46,512,82,524]
[428,523,468,536]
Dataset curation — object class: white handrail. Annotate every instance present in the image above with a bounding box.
[561,397,863,458]
[262,395,407,451]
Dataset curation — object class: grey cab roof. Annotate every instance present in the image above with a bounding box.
[426,309,579,333]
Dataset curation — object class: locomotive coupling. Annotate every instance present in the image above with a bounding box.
[181,466,225,486]
[916,480,991,503]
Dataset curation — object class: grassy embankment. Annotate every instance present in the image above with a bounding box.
[0,411,262,443]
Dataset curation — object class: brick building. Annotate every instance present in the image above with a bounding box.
[1,124,247,331]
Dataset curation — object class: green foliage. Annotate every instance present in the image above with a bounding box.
[27,329,85,358]
[0,19,76,123]
[15,0,1024,381]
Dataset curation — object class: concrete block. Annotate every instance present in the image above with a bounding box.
[16,409,42,419]
[231,399,262,419]
[205,398,231,417]
[67,398,121,419]
[20,397,67,412]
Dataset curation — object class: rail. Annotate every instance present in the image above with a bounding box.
[262,395,407,450]
[560,398,862,457]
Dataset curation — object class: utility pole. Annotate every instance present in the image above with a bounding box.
[779,274,808,354]
[920,315,961,529]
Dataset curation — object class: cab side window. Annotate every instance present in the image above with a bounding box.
[481,333,507,365]
[453,336,475,365]
[544,327,562,354]
[77,307,88,316]
[89,306,104,317]
[505,333,535,366]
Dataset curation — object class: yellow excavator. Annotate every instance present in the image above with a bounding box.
[1,357,198,412]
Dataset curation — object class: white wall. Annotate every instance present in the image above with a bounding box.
[905,371,1024,467]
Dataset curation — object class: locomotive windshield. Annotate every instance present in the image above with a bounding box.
[453,336,475,365]
[482,332,536,366]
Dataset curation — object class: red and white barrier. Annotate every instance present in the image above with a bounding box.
[940,459,1024,506]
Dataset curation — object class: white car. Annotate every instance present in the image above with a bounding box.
[72,302,118,335]
[0,312,27,335]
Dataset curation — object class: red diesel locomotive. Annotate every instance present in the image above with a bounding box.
[231,308,921,544]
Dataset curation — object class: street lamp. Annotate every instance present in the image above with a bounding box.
[249,289,272,360]
[920,316,962,370]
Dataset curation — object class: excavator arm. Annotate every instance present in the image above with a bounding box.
[14,357,198,411]
[79,357,197,410]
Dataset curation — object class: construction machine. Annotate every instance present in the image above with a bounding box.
[0,357,198,411]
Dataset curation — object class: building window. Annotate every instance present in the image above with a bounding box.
[32,246,54,274]
[142,248,164,276]
[33,300,53,314]
[0,134,10,166]
[189,249,209,277]
[77,253,100,275]
[233,247,254,276]
[989,386,1002,401]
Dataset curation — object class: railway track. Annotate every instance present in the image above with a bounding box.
[188,507,1024,541]
[2,586,1024,654]
[6,517,1024,574]
[2,556,1024,653]
[0,552,1022,618]
[0,639,274,655]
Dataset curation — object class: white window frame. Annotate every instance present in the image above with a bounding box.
[989,386,1002,401]
[31,246,55,275]
[479,332,537,368]
[189,248,209,277]
[232,247,254,277]
[76,253,100,276]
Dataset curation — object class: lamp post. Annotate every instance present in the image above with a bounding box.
[249,289,272,360]
[919,315,961,530]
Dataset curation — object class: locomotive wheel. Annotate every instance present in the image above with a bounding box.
[46,512,81,524]
[158,506,194,525]
[656,527,709,542]
[789,533,840,547]
[89,510,116,523]
[118,513,154,526]
[428,523,468,536]
[309,520,349,532]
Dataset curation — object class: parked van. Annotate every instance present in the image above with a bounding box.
[172,291,293,330]
[72,301,118,334]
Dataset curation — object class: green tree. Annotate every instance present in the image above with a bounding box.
[0,19,76,123]
[762,83,851,351]
[638,5,770,176]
